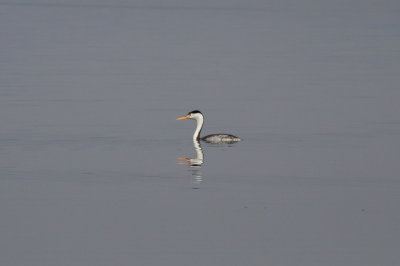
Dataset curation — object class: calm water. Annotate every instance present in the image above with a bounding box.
[1,1,400,265]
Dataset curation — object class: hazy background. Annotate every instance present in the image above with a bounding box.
[1,1,399,265]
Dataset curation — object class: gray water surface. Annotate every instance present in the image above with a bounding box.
[1,1,400,265]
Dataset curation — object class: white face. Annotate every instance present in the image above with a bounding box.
[189,112,203,120]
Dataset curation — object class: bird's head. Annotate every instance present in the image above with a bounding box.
[176,110,203,121]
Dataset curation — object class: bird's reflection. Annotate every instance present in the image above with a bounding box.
[177,140,203,184]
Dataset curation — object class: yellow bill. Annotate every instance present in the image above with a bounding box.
[176,115,190,120]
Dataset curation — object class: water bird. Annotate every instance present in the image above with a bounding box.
[176,110,241,144]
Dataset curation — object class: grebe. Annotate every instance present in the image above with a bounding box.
[176,110,241,144]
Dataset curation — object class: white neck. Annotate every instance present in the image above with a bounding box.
[193,115,204,141]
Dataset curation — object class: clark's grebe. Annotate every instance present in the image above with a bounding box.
[176,110,241,144]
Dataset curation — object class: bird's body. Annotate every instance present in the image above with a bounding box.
[176,110,240,144]
[201,134,240,143]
